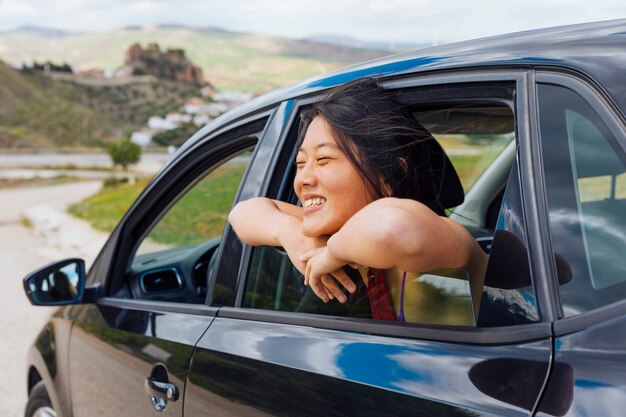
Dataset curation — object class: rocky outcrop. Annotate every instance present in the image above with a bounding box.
[124,43,209,88]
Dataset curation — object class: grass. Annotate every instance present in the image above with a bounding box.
[69,179,149,232]
[20,215,33,229]
[146,164,247,246]
[0,61,200,148]
[69,164,248,246]
[448,150,501,191]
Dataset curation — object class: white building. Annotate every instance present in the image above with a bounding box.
[131,131,154,147]
[148,116,177,131]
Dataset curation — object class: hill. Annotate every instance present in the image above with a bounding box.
[0,61,199,148]
[0,25,389,93]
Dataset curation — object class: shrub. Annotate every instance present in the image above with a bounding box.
[108,139,141,171]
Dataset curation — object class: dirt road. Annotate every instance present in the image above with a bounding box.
[0,181,106,417]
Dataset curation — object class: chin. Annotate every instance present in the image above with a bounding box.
[301,222,339,238]
[301,225,323,238]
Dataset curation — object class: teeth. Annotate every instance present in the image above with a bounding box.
[304,197,326,207]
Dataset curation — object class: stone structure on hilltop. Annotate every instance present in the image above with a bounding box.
[124,43,209,88]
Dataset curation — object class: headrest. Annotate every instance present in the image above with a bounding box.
[417,136,465,215]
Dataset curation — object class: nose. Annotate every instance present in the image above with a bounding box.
[294,162,317,191]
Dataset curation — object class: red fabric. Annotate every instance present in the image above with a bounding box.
[367,269,395,320]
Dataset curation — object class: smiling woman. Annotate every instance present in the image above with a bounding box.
[228,77,488,323]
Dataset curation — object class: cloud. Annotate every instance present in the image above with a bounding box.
[0,0,624,44]
[0,1,35,16]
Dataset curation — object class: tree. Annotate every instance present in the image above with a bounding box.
[108,139,141,171]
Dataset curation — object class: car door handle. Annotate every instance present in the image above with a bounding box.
[145,377,179,402]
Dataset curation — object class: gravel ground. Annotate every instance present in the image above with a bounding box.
[0,181,107,417]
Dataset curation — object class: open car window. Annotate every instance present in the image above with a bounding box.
[110,115,271,304]
[240,81,539,327]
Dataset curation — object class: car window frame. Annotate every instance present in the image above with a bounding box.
[97,108,276,307]
[209,100,296,307]
[224,69,556,345]
[535,70,626,336]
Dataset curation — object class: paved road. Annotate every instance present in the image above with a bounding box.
[0,181,107,417]
[0,151,173,175]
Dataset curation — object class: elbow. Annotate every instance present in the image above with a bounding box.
[374,205,431,269]
[372,207,427,267]
[228,201,244,233]
[377,206,422,252]
[228,198,259,240]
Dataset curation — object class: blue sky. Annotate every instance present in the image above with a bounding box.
[1,0,625,44]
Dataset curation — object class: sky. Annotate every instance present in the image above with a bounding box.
[1,0,626,45]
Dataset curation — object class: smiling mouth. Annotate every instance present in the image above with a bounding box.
[303,197,326,208]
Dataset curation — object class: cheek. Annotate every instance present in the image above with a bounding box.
[293,174,303,200]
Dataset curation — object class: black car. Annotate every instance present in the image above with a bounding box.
[23,19,626,417]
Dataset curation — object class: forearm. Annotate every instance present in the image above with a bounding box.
[228,197,301,247]
[326,201,405,270]
[326,198,474,273]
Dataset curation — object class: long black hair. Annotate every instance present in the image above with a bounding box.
[297,77,461,215]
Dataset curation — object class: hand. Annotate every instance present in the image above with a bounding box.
[275,216,327,276]
[300,247,357,303]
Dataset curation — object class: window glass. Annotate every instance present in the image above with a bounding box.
[245,247,478,325]
[242,88,528,327]
[539,83,626,315]
[415,106,514,191]
[135,150,254,256]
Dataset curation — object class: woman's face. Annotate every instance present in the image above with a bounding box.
[294,116,375,237]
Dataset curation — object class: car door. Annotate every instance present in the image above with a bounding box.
[64,112,273,417]
[534,73,626,416]
[184,72,557,416]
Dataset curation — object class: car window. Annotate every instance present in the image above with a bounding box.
[121,123,262,304]
[415,106,514,192]
[135,150,254,257]
[240,82,538,327]
[539,83,626,316]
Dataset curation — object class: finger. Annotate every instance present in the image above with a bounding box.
[321,275,347,303]
[324,285,334,300]
[299,252,312,262]
[331,269,357,294]
[309,274,329,302]
[311,282,329,302]
[299,248,318,262]
[304,260,310,286]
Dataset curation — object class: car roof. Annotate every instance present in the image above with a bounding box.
[185,19,626,151]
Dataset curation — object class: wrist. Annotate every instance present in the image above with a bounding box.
[275,213,300,248]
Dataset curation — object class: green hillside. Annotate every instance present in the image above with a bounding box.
[0,61,199,148]
[0,27,386,93]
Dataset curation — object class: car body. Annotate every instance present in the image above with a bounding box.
[23,19,626,417]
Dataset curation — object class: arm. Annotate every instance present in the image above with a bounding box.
[229,197,354,300]
[228,197,302,247]
[303,198,487,304]
[327,198,479,273]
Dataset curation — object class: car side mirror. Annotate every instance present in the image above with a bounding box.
[23,258,86,306]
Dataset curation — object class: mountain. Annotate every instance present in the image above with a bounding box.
[0,60,198,148]
[0,25,389,93]
[0,25,79,38]
[303,35,429,53]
